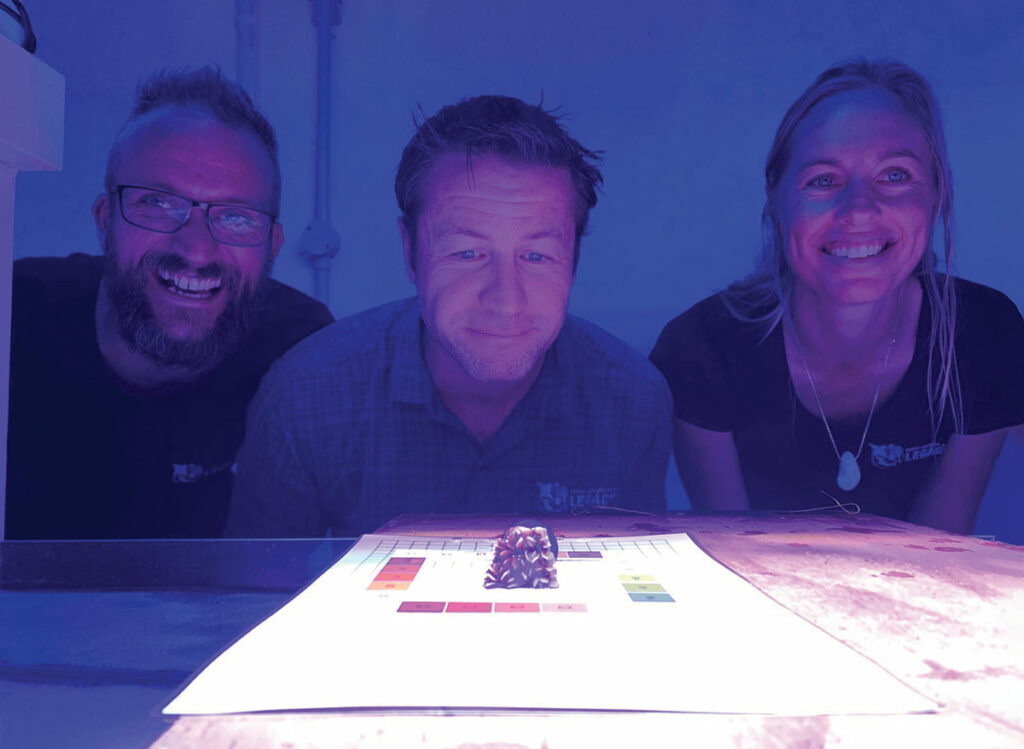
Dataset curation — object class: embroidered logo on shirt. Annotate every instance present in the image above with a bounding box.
[868,441,945,469]
[170,461,233,484]
[537,482,618,512]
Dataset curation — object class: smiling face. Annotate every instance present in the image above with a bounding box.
[93,106,283,368]
[773,87,937,306]
[403,153,576,386]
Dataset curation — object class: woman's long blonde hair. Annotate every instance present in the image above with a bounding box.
[723,58,962,435]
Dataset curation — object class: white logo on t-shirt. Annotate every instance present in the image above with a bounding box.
[536,481,618,512]
[868,441,945,469]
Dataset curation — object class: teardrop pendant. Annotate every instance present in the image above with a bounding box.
[836,450,861,491]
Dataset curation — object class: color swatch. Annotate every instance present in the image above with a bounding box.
[368,556,425,591]
[446,602,493,613]
[619,573,674,602]
[494,602,540,613]
[397,601,444,613]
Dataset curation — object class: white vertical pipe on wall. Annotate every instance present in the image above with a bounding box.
[298,0,341,307]
[0,37,64,539]
[234,0,260,104]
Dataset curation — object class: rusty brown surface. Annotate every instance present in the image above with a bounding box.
[153,513,1024,748]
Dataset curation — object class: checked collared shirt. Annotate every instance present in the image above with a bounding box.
[227,298,672,537]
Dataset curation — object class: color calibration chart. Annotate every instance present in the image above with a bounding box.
[341,535,683,616]
[165,533,937,717]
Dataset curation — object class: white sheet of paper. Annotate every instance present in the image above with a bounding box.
[164,533,936,716]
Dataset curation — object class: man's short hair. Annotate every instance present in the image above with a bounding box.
[394,95,603,271]
[104,66,281,213]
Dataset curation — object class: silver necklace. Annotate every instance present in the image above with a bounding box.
[788,293,903,492]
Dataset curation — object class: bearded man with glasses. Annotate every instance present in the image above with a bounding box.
[6,67,332,539]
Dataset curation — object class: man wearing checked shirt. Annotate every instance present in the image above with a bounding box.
[226,95,671,538]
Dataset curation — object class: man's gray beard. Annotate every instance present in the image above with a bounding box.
[103,237,270,372]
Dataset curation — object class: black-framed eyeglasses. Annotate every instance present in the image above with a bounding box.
[114,185,276,247]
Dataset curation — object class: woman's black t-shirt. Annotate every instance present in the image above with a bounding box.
[650,277,1024,519]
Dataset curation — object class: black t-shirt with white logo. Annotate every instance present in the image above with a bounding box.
[650,276,1024,520]
[6,254,333,538]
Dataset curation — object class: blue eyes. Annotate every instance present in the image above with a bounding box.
[135,192,174,209]
[882,167,911,182]
[807,174,837,188]
[449,250,550,263]
[219,210,260,228]
[806,167,913,189]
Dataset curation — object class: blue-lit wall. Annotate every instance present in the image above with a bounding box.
[12,1,1024,540]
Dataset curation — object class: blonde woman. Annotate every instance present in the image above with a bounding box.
[651,60,1024,534]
